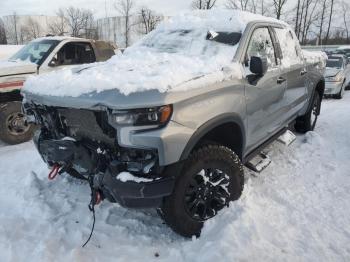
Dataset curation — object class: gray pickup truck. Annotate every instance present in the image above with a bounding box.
[22,10,325,237]
[0,36,117,144]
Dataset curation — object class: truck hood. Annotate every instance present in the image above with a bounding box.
[324,68,341,78]
[22,76,243,110]
[23,48,241,99]
[0,60,37,77]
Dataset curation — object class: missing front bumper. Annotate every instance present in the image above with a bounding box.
[34,130,175,208]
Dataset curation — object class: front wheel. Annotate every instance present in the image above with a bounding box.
[161,145,244,237]
[0,102,36,145]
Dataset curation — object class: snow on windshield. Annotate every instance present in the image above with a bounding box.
[10,40,59,65]
[23,9,281,97]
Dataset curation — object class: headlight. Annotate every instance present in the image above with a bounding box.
[326,73,343,82]
[110,105,172,127]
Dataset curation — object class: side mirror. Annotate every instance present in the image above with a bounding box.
[250,56,268,76]
[48,57,57,67]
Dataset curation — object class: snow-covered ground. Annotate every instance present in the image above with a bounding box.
[0,95,350,261]
[0,45,23,60]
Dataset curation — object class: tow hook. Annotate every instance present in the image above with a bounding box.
[48,164,61,180]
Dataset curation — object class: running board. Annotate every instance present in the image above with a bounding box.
[245,152,271,173]
[277,130,296,146]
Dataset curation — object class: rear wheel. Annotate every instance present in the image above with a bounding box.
[295,91,321,133]
[161,145,244,237]
[0,102,36,145]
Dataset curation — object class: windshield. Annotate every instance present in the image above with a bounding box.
[326,58,342,69]
[10,39,59,65]
[139,29,242,56]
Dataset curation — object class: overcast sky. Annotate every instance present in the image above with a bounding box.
[0,0,192,18]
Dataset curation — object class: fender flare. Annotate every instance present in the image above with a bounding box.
[179,113,246,161]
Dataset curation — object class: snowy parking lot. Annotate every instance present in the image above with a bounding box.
[0,94,350,262]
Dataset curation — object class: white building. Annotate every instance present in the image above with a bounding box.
[97,15,168,48]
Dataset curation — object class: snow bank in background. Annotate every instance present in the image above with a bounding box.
[302,50,327,67]
[23,9,280,97]
[1,96,350,261]
[0,45,23,60]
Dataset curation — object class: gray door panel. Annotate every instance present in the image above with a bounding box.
[245,67,287,153]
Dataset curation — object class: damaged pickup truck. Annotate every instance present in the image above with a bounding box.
[0,36,117,144]
[22,10,326,237]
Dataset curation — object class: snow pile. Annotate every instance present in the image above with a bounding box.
[1,95,350,261]
[23,9,281,97]
[0,45,23,60]
[116,172,153,183]
[302,50,327,67]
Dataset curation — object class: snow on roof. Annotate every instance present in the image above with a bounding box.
[32,36,90,42]
[23,9,284,98]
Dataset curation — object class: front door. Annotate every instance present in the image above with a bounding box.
[244,27,287,154]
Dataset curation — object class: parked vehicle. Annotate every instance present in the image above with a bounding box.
[0,37,117,144]
[324,55,350,98]
[332,46,350,58]
[22,10,326,237]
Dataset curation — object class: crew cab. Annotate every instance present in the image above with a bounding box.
[0,36,117,144]
[22,10,326,237]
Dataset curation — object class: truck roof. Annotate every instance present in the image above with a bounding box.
[32,36,92,42]
[157,9,286,32]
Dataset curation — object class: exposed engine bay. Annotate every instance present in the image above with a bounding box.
[23,103,175,208]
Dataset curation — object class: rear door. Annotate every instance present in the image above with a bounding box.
[244,26,287,153]
[273,27,308,121]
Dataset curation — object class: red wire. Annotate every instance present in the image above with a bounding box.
[48,164,60,180]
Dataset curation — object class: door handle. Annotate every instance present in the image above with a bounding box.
[300,70,307,75]
[277,77,286,84]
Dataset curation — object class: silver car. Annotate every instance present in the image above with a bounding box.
[22,10,325,238]
[324,55,350,98]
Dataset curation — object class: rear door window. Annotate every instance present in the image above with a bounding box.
[274,28,303,67]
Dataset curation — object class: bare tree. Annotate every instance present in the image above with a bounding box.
[115,0,134,47]
[2,13,20,44]
[324,0,334,44]
[48,8,68,36]
[225,0,268,15]
[24,17,42,39]
[138,7,161,34]
[0,18,7,44]
[341,1,349,44]
[192,0,218,9]
[272,0,288,19]
[226,0,249,10]
[64,6,95,37]
[317,0,327,45]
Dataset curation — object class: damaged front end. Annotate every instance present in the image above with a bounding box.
[23,103,175,208]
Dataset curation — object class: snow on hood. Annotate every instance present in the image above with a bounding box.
[23,9,280,98]
[0,60,37,77]
[302,50,328,67]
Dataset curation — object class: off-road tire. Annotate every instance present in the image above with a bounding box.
[295,91,321,133]
[0,102,36,145]
[161,145,244,238]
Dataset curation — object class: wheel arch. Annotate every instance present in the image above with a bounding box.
[180,113,246,161]
[315,78,325,101]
